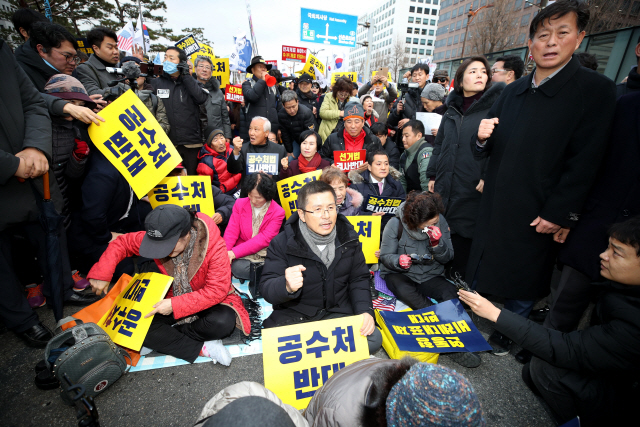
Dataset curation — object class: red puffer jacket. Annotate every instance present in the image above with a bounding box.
[87,213,250,335]
[196,143,242,194]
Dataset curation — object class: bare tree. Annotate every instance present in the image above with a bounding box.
[583,0,640,35]
[387,35,410,82]
[466,0,518,56]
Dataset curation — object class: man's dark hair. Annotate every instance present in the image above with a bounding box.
[495,55,525,80]
[454,56,492,93]
[609,216,640,257]
[410,63,430,76]
[242,172,277,202]
[86,26,118,49]
[403,119,425,137]
[367,149,389,165]
[29,21,77,51]
[166,46,188,62]
[576,52,598,71]
[370,122,388,137]
[11,8,48,40]
[529,0,590,40]
[297,180,336,211]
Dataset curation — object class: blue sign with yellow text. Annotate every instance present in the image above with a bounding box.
[300,8,358,47]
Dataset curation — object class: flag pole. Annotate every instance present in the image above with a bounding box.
[137,0,146,55]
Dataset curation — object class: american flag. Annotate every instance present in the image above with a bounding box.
[118,29,133,51]
[373,297,396,312]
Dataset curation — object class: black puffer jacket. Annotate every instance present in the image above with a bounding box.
[387,85,424,125]
[296,87,319,120]
[260,212,374,318]
[426,83,505,239]
[239,76,280,140]
[320,125,382,163]
[226,140,287,178]
[277,103,316,153]
[150,72,208,146]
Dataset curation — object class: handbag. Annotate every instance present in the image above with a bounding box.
[375,310,439,364]
[43,321,131,405]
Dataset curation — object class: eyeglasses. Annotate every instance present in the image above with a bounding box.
[337,91,349,97]
[299,205,337,217]
[491,68,507,73]
[53,49,80,65]
[197,65,212,71]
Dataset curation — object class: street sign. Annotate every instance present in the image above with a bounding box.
[300,8,357,48]
[282,45,307,62]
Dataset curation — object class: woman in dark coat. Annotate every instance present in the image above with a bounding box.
[425,57,505,278]
[280,130,330,179]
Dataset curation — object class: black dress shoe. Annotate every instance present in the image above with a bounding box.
[18,323,53,348]
[515,348,533,364]
[529,305,550,323]
[65,291,100,306]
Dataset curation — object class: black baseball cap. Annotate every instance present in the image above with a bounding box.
[139,205,191,259]
[298,73,313,83]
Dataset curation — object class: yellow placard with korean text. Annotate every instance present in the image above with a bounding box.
[331,72,358,85]
[262,315,369,409]
[97,272,173,351]
[189,42,215,65]
[147,176,215,218]
[299,53,326,79]
[88,90,181,199]
[277,170,322,219]
[346,216,381,264]
[210,58,230,89]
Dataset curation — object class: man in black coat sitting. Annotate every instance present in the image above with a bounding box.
[260,181,382,354]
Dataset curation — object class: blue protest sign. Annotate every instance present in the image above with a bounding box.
[378,299,492,353]
[300,8,358,47]
[247,153,280,175]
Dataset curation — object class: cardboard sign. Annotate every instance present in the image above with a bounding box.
[190,42,215,65]
[333,150,366,172]
[282,45,307,62]
[346,216,381,264]
[88,90,182,199]
[175,34,201,56]
[370,70,394,82]
[225,84,244,103]
[148,176,215,217]
[300,53,325,79]
[262,315,368,409]
[247,153,279,175]
[211,58,231,89]
[98,272,174,351]
[364,195,404,215]
[331,71,358,84]
[277,170,322,219]
[377,300,492,353]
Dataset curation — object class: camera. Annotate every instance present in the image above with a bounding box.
[103,61,164,102]
[409,253,434,266]
[397,82,419,92]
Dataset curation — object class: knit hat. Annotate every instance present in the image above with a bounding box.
[386,363,485,427]
[421,83,446,102]
[44,74,96,109]
[343,101,365,121]
[206,129,225,145]
[359,94,373,105]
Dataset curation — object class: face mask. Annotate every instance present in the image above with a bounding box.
[163,61,178,75]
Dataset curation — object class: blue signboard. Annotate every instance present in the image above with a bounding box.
[300,8,358,47]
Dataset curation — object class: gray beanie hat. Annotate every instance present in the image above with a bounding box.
[421,83,446,102]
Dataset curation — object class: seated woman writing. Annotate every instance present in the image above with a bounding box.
[87,205,250,365]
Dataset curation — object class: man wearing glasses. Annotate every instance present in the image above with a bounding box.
[193,56,232,144]
[260,180,382,354]
[490,55,525,86]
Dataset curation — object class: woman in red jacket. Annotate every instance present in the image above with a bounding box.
[197,129,242,195]
[87,205,250,365]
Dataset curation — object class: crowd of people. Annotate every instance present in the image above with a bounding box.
[2,0,640,425]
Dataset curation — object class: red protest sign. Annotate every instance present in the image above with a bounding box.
[282,45,307,62]
[225,84,243,103]
[266,60,278,69]
[334,150,366,172]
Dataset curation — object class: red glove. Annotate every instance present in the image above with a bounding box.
[399,254,412,269]
[73,139,90,161]
[425,226,442,247]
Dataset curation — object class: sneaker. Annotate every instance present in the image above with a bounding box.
[26,284,46,308]
[488,331,512,356]
[201,340,232,366]
[72,270,90,292]
[444,351,482,368]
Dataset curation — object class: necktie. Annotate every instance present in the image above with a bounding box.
[378,182,383,195]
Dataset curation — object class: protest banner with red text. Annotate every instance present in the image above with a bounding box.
[333,150,366,172]
[282,45,307,62]
[225,84,244,103]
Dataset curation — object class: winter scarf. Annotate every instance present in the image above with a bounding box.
[298,152,322,173]
[172,227,198,325]
[243,201,270,261]
[344,129,366,152]
[298,219,336,268]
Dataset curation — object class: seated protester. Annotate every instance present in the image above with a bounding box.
[280,130,330,179]
[398,120,432,194]
[227,117,287,180]
[305,358,485,427]
[420,83,448,142]
[197,129,242,196]
[277,89,316,159]
[260,181,382,354]
[360,94,379,128]
[87,205,250,365]
[43,75,97,228]
[320,101,382,168]
[370,122,400,170]
[224,173,285,281]
[459,216,640,426]
[320,166,363,217]
[349,150,406,232]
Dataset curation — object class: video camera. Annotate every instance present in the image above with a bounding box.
[397,81,419,92]
[103,61,163,102]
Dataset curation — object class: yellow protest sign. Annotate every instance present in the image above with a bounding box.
[300,53,325,79]
[211,58,230,88]
[88,90,182,199]
[190,42,215,64]
[331,72,358,84]
[277,170,322,219]
[262,315,369,409]
[98,272,173,351]
[346,216,381,263]
[148,176,215,217]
